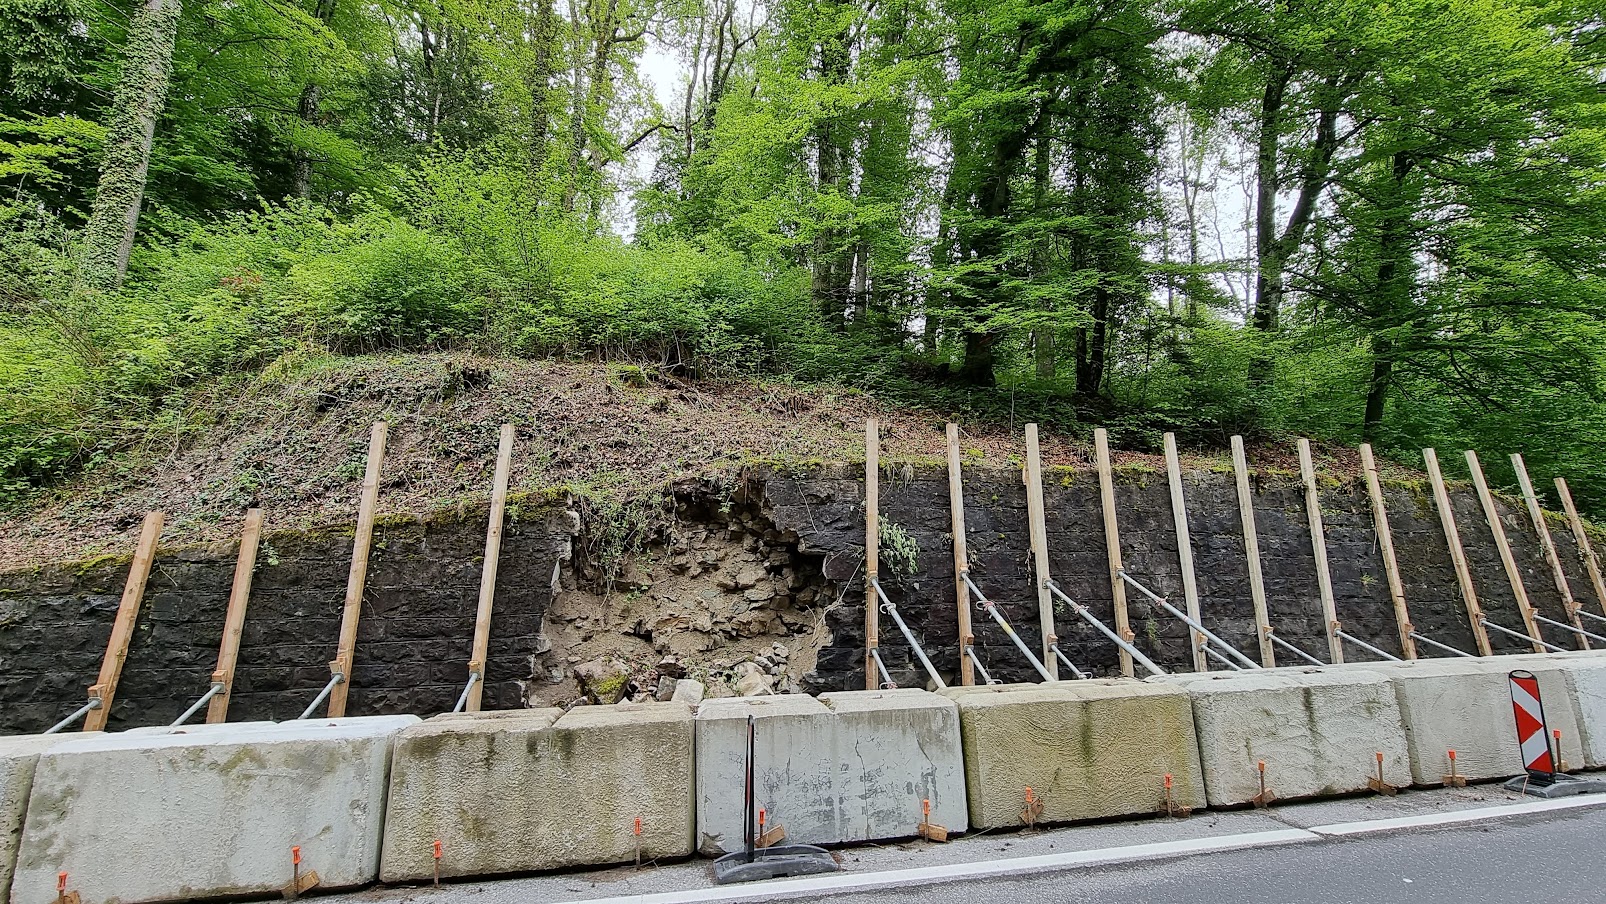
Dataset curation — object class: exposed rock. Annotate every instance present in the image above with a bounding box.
[573,657,630,703]
[671,679,706,706]
[656,675,679,701]
[735,662,775,697]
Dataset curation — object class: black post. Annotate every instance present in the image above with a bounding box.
[744,714,756,863]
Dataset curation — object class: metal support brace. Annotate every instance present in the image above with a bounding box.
[872,579,947,689]
[1536,614,1606,645]
[453,671,482,713]
[869,647,896,689]
[1580,610,1606,627]
[1268,631,1326,666]
[965,647,1001,684]
[1050,645,1089,679]
[1201,645,1245,670]
[961,572,1056,682]
[1410,632,1475,658]
[1480,619,1567,653]
[299,672,345,720]
[46,699,101,734]
[172,682,226,727]
[1335,630,1402,662]
[1044,580,1167,676]
[1118,570,1261,670]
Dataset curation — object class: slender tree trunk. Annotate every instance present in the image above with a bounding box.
[527,0,557,183]
[1248,67,1290,387]
[1363,150,1417,440]
[79,0,183,291]
[1033,132,1055,379]
[291,0,338,199]
[811,0,852,326]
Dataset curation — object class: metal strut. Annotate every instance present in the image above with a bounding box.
[1480,618,1567,653]
[961,572,1055,682]
[172,682,226,727]
[1410,631,1474,658]
[45,698,101,734]
[1118,570,1260,670]
[869,647,896,689]
[1267,630,1326,666]
[1050,645,1089,679]
[1335,630,1402,662]
[453,670,482,713]
[965,646,1002,685]
[1201,645,1245,670]
[1580,610,1606,627]
[298,672,345,720]
[1044,580,1167,677]
[871,579,947,690]
[1535,613,1606,645]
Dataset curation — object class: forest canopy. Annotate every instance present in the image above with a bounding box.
[2,0,1605,508]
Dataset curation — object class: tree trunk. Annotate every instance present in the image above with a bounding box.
[527,0,557,183]
[1248,67,1289,387]
[78,0,183,291]
[290,0,338,199]
[811,0,852,326]
[1362,150,1417,440]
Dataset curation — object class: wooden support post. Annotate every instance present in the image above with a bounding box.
[1556,477,1606,617]
[466,424,516,712]
[1232,436,1275,667]
[1359,445,1416,660]
[946,423,975,686]
[1023,424,1058,679]
[84,511,164,731]
[1424,448,1492,656]
[1164,433,1207,673]
[1297,439,1343,664]
[1513,454,1587,649]
[865,418,880,690]
[328,421,387,719]
[1094,428,1135,677]
[207,508,264,723]
[1466,450,1545,653]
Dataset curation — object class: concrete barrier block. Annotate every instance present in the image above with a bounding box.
[817,690,967,841]
[1,735,75,902]
[1384,657,1583,784]
[10,716,418,904]
[1166,668,1409,806]
[695,690,964,853]
[939,681,1203,830]
[380,703,695,882]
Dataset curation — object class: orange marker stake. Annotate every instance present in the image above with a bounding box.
[432,839,442,887]
[1445,748,1466,787]
[634,816,643,869]
[57,872,66,904]
[290,846,302,901]
[1555,729,1565,771]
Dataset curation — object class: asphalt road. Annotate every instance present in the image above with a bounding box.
[785,804,1606,904]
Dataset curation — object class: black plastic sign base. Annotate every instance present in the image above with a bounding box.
[1503,771,1606,799]
[712,844,840,885]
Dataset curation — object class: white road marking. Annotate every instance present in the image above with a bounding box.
[1308,792,1606,837]
[550,830,1318,904]
[550,793,1606,904]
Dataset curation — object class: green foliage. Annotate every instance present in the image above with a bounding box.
[2,0,1605,522]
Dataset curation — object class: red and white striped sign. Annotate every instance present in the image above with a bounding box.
[1509,670,1555,775]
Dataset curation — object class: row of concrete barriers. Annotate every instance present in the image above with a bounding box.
[6,651,1606,904]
